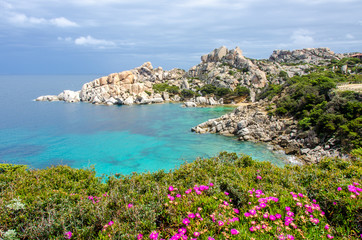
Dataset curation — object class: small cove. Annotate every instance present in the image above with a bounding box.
[0,75,293,176]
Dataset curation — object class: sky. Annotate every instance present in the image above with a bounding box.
[0,0,361,74]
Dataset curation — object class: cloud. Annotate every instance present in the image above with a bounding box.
[74,35,116,48]
[5,11,78,28]
[49,17,78,27]
[291,29,314,47]
[346,34,354,39]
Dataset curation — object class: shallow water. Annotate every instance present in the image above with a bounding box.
[0,75,291,176]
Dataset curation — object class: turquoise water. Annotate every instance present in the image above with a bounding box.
[0,75,290,176]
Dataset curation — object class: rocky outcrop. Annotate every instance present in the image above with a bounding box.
[269,48,339,64]
[192,103,345,164]
[36,62,187,105]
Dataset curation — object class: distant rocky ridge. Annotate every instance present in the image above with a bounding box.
[36,46,352,105]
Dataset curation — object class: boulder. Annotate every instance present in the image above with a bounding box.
[58,90,80,103]
[35,95,59,101]
[184,102,197,107]
[123,96,134,105]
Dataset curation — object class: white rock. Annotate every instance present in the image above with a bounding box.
[184,102,197,107]
[123,96,134,105]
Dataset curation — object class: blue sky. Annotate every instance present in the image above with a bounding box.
[0,0,361,74]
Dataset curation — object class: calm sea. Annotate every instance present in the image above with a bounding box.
[0,75,292,176]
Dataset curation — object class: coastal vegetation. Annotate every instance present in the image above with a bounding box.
[0,152,361,239]
[258,61,362,152]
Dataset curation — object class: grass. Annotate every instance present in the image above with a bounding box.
[0,152,361,239]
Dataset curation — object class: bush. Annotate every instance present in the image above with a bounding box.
[0,153,361,239]
[181,89,195,99]
[233,86,250,97]
[215,87,231,97]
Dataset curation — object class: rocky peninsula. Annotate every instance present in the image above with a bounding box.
[36,46,361,164]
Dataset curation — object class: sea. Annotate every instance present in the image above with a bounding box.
[0,75,295,176]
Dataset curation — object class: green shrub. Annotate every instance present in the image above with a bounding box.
[180,89,195,99]
[0,153,361,239]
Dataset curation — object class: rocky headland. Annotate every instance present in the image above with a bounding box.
[36,46,361,164]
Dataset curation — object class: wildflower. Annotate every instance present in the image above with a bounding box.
[168,195,175,201]
[223,201,229,206]
[108,221,114,226]
[185,189,192,194]
[182,218,190,226]
[128,203,133,208]
[209,183,214,186]
[233,208,240,214]
[296,202,302,207]
[287,211,294,217]
[269,215,276,221]
[263,213,269,219]
[287,235,295,240]
[169,186,174,191]
[325,224,330,230]
[251,221,256,225]
[193,232,200,237]
[260,203,267,208]
[257,175,262,180]
[188,213,195,219]
[137,233,143,239]
[64,231,72,239]
[88,196,93,200]
[351,194,356,199]
[178,228,187,235]
[195,213,201,218]
[249,209,256,215]
[327,234,334,239]
[285,206,291,211]
[208,237,215,240]
[262,224,267,229]
[224,192,229,195]
[333,202,337,205]
[176,194,182,198]
[312,199,316,203]
[249,226,255,232]
[244,212,251,217]
[277,234,285,240]
[298,193,304,197]
[275,213,282,219]
[218,221,224,226]
[149,231,159,239]
[230,229,239,235]
[337,187,342,191]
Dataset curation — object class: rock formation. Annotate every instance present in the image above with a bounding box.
[192,103,346,164]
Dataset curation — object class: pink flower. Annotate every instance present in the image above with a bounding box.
[188,213,195,219]
[337,187,342,191]
[209,183,214,186]
[108,221,114,226]
[287,235,295,240]
[195,213,201,218]
[325,224,330,230]
[231,229,239,235]
[224,192,229,195]
[249,226,255,232]
[218,221,224,226]
[244,212,251,217]
[149,231,159,239]
[182,218,190,226]
[193,232,200,237]
[333,202,337,205]
[269,215,276,221]
[257,175,262,180]
[263,213,269,219]
[176,194,182,198]
[233,208,240,214]
[312,199,316,203]
[285,206,291,211]
[185,189,192,194]
[327,234,334,239]
[64,231,72,239]
[275,213,282,219]
[137,233,143,240]
[169,186,174,191]
[178,228,187,235]
[208,238,215,240]
[128,203,133,208]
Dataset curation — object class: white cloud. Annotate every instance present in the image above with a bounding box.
[5,11,78,28]
[8,13,46,25]
[291,29,314,47]
[74,35,116,47]
[49,17,78,27]
[346,34,354,39]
